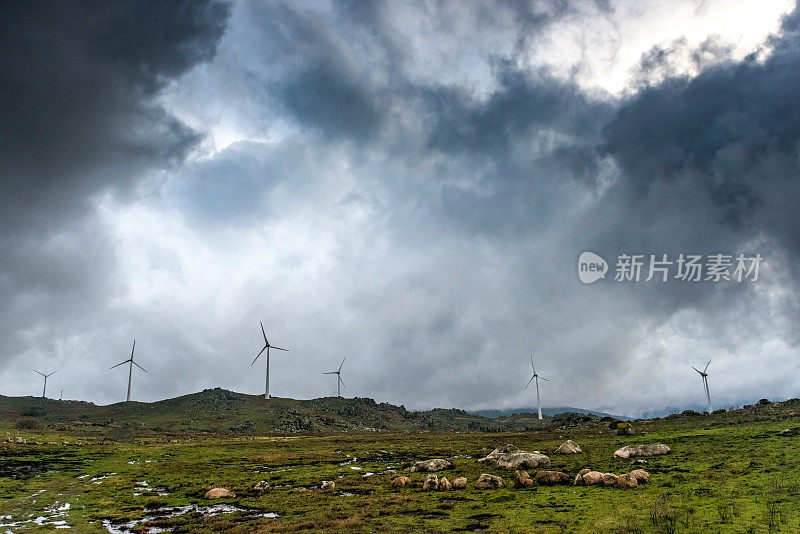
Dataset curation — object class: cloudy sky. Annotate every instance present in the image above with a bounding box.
[3,0,800,416]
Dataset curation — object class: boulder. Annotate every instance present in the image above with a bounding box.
[479,445,550,469]
[779,428,796,436]
[614,444,671,459]
[253,480,271,492]
[451,477,467,489]
[411,458,453,472]
[321,481,335,492]
[423,474,438,491]
[475,473,504,489]
[555,440,582,454]
[631,459,648,465]
[615,473,638,488]
[513,470,534,487]
[392,476,410,488]
[602,473,619,486]
[535,470,571,485]
[438,477,452,491]
[629,469,650,484]
[205,487,235,499]
[578,468,591,477]
[573,474,584,486]
[582,471,604,486]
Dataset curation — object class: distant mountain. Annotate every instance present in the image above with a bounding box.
[471,406,631,420]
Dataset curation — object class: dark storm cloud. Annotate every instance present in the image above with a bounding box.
[602,5,800,266]
[0,0,230,230]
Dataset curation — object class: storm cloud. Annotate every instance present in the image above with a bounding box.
[2,0,798,416]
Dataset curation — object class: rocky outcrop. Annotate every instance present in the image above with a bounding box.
[392,476,410,488]
[554,440,582,454]
[451,477,468,489]
[475,473,504,489]
[411,458,453,472]
[478,444,550,469]
[205,487,235,499]
[573,470,604,486]
[438,477,452,491]
[535,470,571,485]
[513,470,534,487]
[423,474,438,491]
[615,473,638,488]
[614,444,671,459]
[629,469,650,484]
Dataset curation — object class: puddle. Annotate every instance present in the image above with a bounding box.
[102,504,278,533]
[0,501,71,529]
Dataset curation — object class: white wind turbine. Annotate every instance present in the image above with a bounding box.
[251,322,289,399]
[524,354,549,420]
[33,369,58,398]
[692,360,712,413]
[111,340,147,402]
[322,357,346,397]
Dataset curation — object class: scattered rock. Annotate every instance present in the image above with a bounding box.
[205,487,235,499]
[614,444,671,459]
[423,474,439,491]
[392,476,410,488]
[410,458,453,472]
[13,437,26,444]
[629,469,650,484]
[451,477,467,489]
[615,473,638,488]
[321,481,335,492]
[779,428,796,436]
[254,480,271,492]
[535,470,571,485]
[555,440,582,454]
[578,468,591,477]
[582,471,604,486]
[513,470,534,487]
[602,473,619,486]
[475,473,504,489]
[438,477,452,491]
[479,444,550,469]
[574,473,584,486]
[169,439,179,444]
[631,459,648,465]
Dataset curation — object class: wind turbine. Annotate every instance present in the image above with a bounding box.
[524,354,549,420]
[33,369,58,398]
[692,360,712,413]
[323,357,346,397]
[111,340,147,402]
[251,322,288,399]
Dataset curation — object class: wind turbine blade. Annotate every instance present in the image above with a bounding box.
[691,366,702,374]
[251,345,267,365]
[133,361,148,373]
[530,354,535,373]
[33,370,45,376]
[339,377,346,389]
[525,375,535,390]
[704,360,711,373]
[322,371,337,375]
[110,360,130,369]
[271,346,289,351]
[131,340,135,359]
[260,321,268,345]
[338,357,346,373]
[539,377,550,382]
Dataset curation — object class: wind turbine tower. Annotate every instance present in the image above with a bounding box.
[111,340,147,402]
[692,360,712,413]
[525,354,549,420]
[251,322,289,399]
[33,369,58,398]
[323,357,347,397]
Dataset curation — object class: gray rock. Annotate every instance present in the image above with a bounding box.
[410,458,453,472]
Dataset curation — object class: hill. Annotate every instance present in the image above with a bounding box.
[0,388,554,436]
[471,406,630,420]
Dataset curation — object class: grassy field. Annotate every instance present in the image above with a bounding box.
[1,399,799,532]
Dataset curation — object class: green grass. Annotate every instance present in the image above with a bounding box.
[1,405,799,532]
